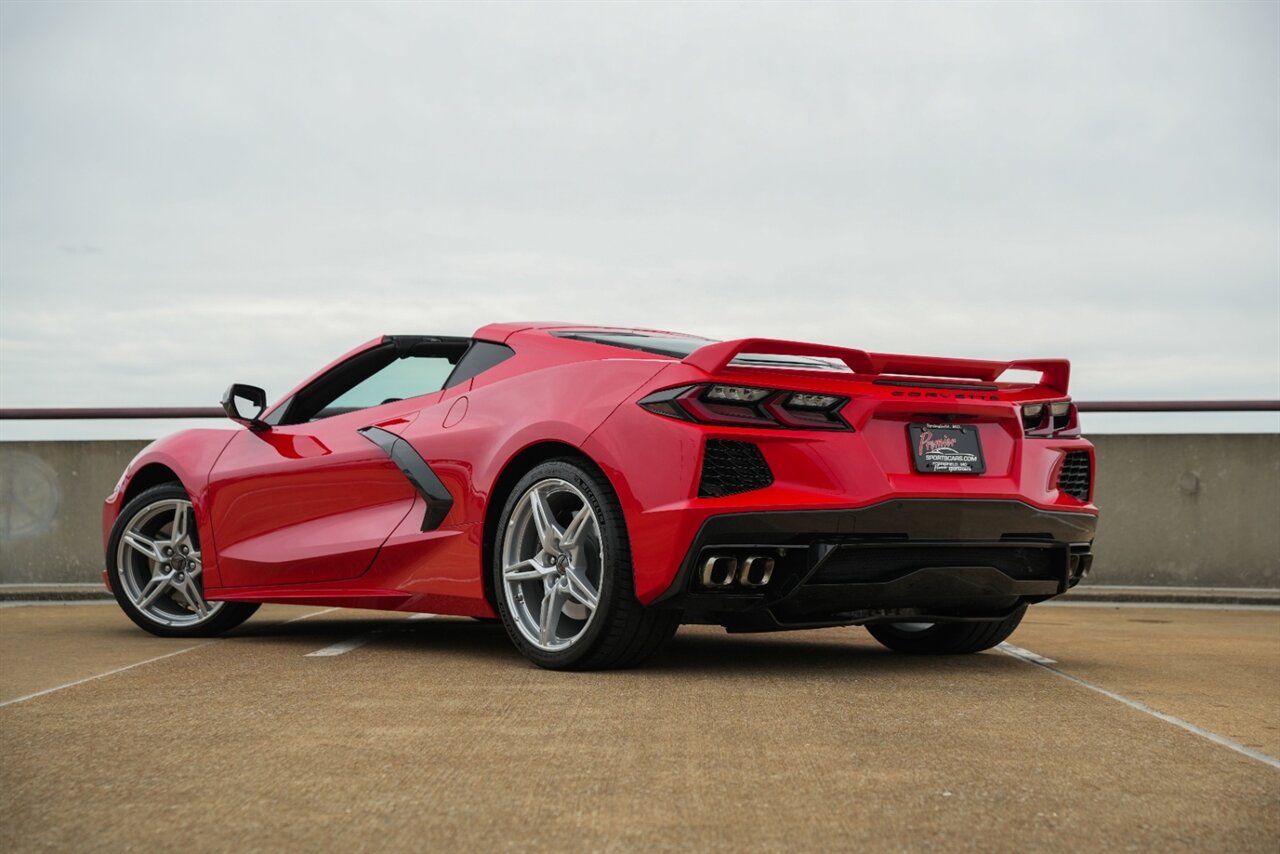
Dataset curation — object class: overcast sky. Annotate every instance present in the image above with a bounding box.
[1,0,1277,438]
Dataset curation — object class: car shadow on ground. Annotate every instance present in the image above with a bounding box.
[231,613,522,658]
[230,613,1021,678]
[647,630,1019,678]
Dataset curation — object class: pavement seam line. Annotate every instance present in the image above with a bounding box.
[306,634,378,657]
[0,606,339,708]
[995,643,1057,664]
[0,642,216,707]
[305,612,435,657]
[998,645,1280,771]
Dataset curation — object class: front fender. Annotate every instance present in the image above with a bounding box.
[102,428,240,552]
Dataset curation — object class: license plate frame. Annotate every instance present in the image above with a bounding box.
[908,423,986,474]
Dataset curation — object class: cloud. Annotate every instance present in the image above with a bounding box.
[0,0,1277,437]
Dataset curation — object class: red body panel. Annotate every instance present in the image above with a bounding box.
[103,324,1098,615]
[205,409,421,588]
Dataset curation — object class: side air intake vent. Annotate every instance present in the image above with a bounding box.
[1057,451,1092,501]
[699,440,773,498]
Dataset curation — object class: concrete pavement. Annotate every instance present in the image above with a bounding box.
[1,602,1277,852]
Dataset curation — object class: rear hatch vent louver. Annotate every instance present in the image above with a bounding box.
[699,440,773,498]
[1057,451,1092,501]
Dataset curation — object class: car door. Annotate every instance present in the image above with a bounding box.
[206,336,470,588]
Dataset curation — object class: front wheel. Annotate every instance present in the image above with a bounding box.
[493,459,680,670]
[866,607,1026,654]
[107,483,259,638]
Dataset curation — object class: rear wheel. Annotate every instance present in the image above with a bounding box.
[865,607,1026,654]
[493,459,679,670]
[108,483,259,637]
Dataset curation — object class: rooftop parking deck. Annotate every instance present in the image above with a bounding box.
[1,601,1276,852]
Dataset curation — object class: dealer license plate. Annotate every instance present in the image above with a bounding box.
[908,423,986,474]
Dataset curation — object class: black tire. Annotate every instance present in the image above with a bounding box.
[107,483,259,638]
[492,458,680,671]
[865,606,1026,654]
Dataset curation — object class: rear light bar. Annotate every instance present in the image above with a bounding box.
[639,384,852,431]
[1022,399,1081,438]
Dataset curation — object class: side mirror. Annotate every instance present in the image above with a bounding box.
[221,384,270,431]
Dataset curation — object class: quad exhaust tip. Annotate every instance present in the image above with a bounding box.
[701,556,738,588]
[738,556,775,587]
[700,555,776,589]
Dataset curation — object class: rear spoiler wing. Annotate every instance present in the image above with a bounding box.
[682,338,1070,394]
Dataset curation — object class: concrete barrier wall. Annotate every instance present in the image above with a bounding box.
[0,440,149,584]
[0,435,1277,588]
[1088,434,1278,587]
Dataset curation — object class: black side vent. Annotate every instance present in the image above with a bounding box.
[1057,451,1092,502]
[699,440,773,498]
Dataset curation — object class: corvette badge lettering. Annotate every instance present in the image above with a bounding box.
[891,390,1000,401]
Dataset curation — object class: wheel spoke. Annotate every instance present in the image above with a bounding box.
[538,587,565,645]
[171,503,188,543]
[504,558,550,582]
[563,565,599,610]
[123,532,163,563]
[174,574,210,617]
[528,487,564,553]
[136,572,174,610]
[560,506,593,550]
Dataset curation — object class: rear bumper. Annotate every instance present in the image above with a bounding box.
[653,498,1096,631]
[585,389,1097,604]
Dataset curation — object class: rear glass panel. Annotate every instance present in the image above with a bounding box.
[554,330,852,371]
[729,354,851,372]
[552,331,714,358]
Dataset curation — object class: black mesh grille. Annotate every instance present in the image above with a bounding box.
[813,544,1060,584]
[1057,451,1092,501]
[699,440,773,498]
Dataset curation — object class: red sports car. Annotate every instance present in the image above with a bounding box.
[103,323,1097,670]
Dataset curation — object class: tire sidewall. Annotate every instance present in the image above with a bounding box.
[492,459,627,669]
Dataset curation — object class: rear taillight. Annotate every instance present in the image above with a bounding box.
[639,384,852,431]
[1022,400,1081,438]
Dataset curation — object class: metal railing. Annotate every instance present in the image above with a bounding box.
[0,407,226,420]
[1076,401,1279,413]
[1,401,1278,419]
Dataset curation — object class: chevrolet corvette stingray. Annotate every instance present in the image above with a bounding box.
[103,323,1097,670]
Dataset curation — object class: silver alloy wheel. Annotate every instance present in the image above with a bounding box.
[115,498,222,627]
[500,478,604,652]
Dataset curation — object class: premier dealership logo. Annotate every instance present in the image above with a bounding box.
[917,428,961,456]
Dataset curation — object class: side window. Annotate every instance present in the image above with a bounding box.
[443,341,515,389]
[278,338,469,424]
[324,356,456,415]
